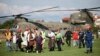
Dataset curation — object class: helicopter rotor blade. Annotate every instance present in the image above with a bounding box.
[0,15,13,18]
[88,9,100,11]
[39,9,100,12]
[23,6,58,14]
[0,14,21,18]
[87,7,100,10]
[37,9,80,12]
[0,6,100,18]
[0,6,58,18]
[22,14,30,16]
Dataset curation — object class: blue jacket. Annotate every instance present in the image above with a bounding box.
[85,31,93,41]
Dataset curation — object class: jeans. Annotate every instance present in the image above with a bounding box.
[66,39,71,46]
[79,39,85,48]
[6,41,12,51]
[12,43,18,51]
[73,40,79,47]
[56,39,62,51]
[85,40,93,53]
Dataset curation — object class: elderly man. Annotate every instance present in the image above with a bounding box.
[47,30,55,51]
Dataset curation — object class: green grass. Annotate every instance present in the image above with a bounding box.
[0,39,100,56]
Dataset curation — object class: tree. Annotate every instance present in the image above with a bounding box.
[0,19,15,29]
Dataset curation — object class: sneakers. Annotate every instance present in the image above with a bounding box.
[26,50,29,53]
[36,51,38,54]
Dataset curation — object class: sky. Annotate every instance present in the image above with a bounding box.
[0,0,100,23]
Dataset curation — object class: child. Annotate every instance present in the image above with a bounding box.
[12,32,17,51]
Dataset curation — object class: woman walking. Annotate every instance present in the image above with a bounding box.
[35,31,43,53]
[55,29,64,51]
[5,29,12,51]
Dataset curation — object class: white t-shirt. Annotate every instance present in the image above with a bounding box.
[24,31,29,39]
[21,36,28,46]
[12,35,17,44]
[21,36,27,42]
[27,33,35,42]
[48,32,55,37]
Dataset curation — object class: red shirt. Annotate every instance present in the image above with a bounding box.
[72,32,79,40]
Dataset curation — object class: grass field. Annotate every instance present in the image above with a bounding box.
[0,39,100,56]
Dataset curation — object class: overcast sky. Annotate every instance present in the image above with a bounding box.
[0,0,100,23]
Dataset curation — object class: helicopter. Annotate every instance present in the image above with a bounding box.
[41,7,100,24]
[0,6,59,32]
[41,6,100,38]
[0,6,100,32]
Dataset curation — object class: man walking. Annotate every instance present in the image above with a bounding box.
[78,29,85,48]
[64,30,72,46]
[84,29,93,53]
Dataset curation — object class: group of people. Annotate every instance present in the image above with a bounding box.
[4,28,64,53]
[64,28,94,53]
[5,28,46,53]
[4,26,94,54]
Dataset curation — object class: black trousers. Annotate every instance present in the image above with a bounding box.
[26,42,33,52]
[17,43,24,51]
[79,39,85,48]
[49,46,55,51]
[36,43,42,53]
[56,40,62,51]
[66,39,71,46]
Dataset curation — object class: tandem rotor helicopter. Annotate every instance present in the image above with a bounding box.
[0,6,59,32]
[0,6,100,32]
